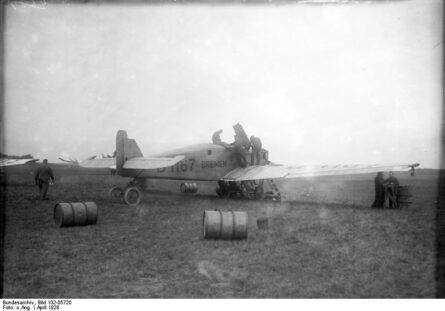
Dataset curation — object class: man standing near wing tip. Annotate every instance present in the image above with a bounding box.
[34,159,55,200]
[385,171,400,208]
[371,171,385,208]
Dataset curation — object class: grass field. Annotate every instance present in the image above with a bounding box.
[1,169,439,298]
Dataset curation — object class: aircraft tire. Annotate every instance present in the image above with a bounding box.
[216,187,228,198]
[124,187,142,206]
[254,185,264,200]
[109,186,124,203]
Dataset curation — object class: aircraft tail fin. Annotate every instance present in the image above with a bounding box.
[116,130,143,174]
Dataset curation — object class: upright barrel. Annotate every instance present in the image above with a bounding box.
[54,202,98,227]
[397,185,413,207]
[257,218,269,230]
[203,210,248,240]
[180,182,198,194]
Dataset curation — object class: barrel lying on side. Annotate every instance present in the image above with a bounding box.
[54,202,98,227]
[180,182,198,194]
[203,210,248,240]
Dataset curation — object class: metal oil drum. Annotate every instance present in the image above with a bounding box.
[54,202,98,227]
[397,185,413,207]
[203,210,248,240]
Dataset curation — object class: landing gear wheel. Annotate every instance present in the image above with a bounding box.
[109,186,124,203]
[124,187,142,206]
[254,185,264,200]
[216,187,229,198]
[241,185,251,199]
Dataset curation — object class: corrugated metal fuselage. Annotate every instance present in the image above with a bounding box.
[119,144,240,181]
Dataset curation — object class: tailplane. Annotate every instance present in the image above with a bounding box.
[116,130,143,174]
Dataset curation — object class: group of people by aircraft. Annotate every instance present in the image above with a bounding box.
[31,153,403,208]
[372,171,400,208]
[212,129,264,167]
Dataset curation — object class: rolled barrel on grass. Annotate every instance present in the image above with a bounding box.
[397,186,413,207]
[203,210,248,240]
[180,182,198,194]
[54,202,98,227]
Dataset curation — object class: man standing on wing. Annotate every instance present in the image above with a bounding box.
[249,135,262,165]
[212,129,232,149]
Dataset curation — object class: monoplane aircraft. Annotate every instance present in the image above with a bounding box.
[0,158,39,166]
[58,156,80,165]
[79,124,419,206]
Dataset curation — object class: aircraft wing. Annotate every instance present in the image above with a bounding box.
[79,155,185,170]
[0,158,39,167]
[58,157,79,165]
[221,163,420,181]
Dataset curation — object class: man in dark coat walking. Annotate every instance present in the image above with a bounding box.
[371,172,385,208]
[34,159,55,200]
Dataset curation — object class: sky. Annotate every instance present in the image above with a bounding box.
[3,0,443,168]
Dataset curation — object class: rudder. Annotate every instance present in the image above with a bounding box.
[116,130,143,174]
